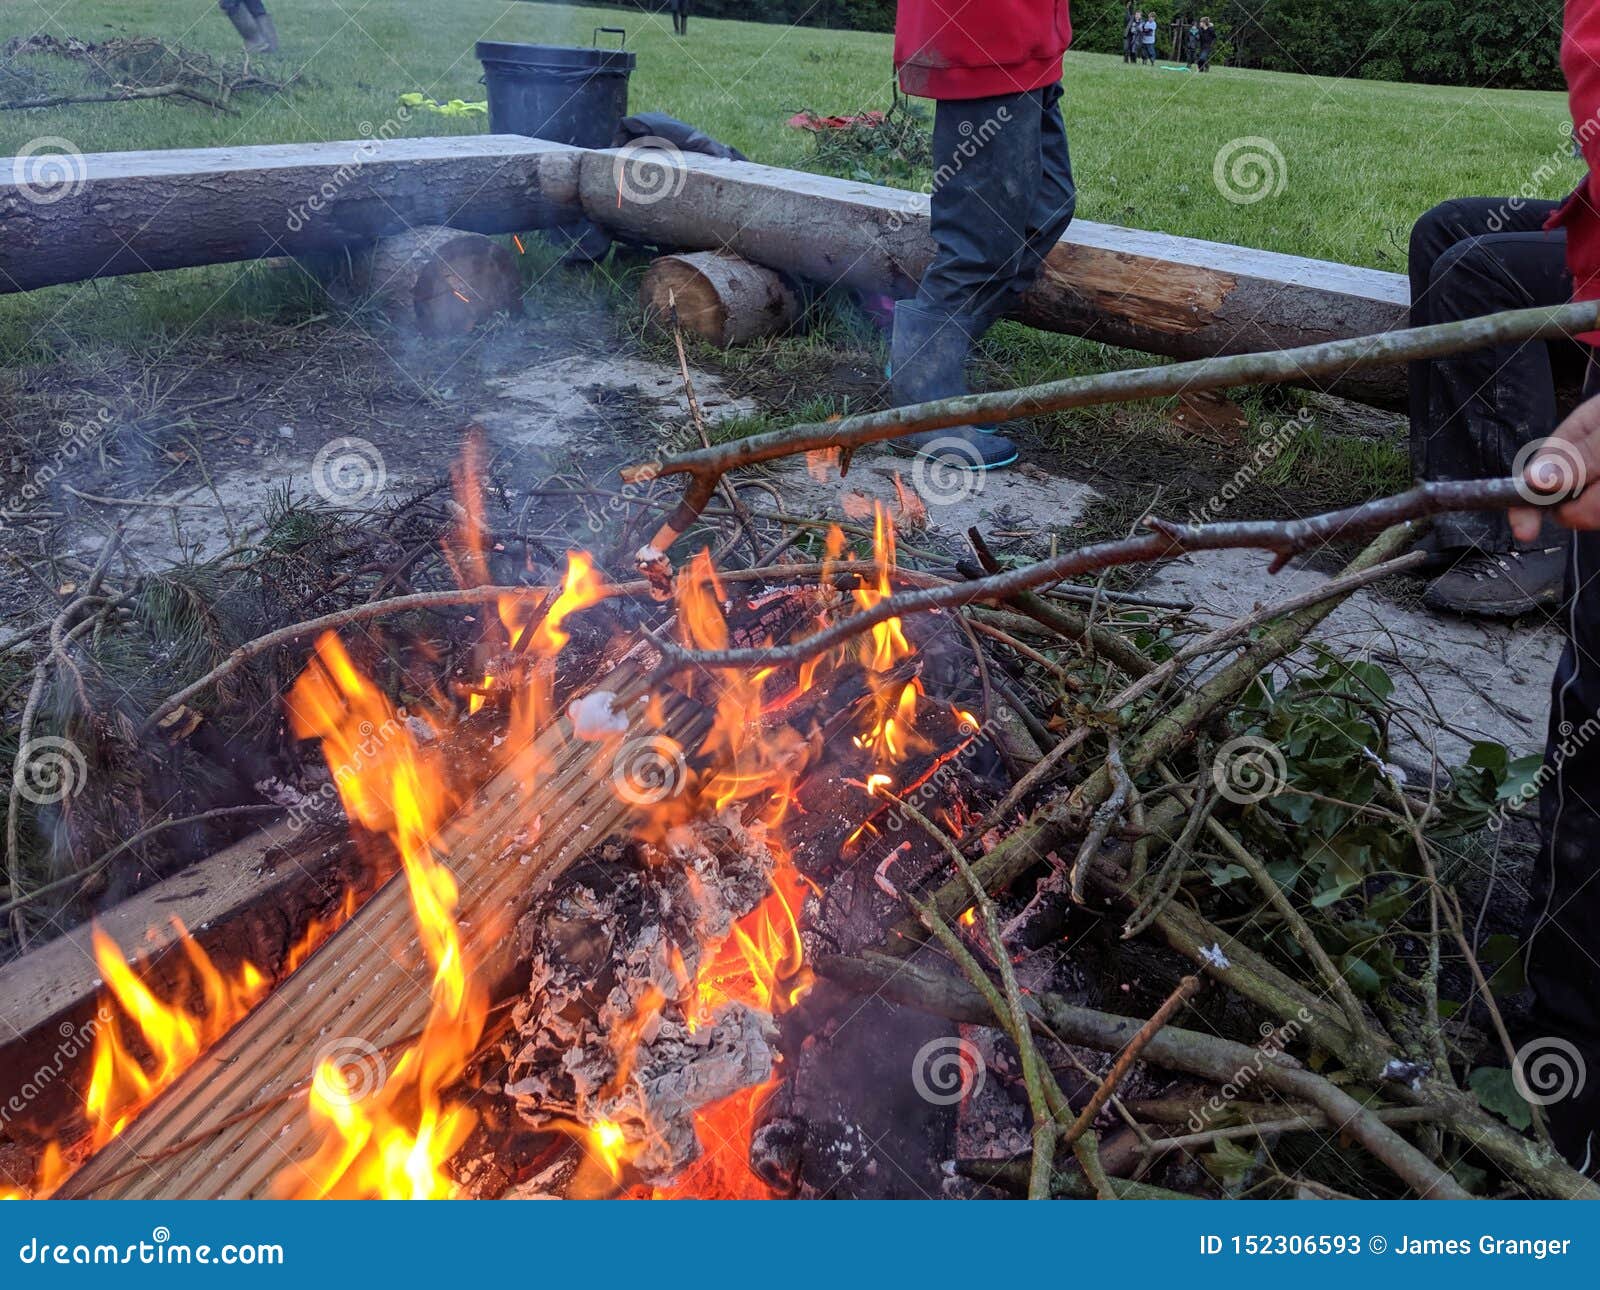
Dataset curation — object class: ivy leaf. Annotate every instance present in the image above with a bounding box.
[1339,954,1383,995]
[1468,1066,1533,1130]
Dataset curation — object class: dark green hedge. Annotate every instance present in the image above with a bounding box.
[1071,1,1563,90]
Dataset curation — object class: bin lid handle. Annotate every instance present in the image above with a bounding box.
[594,27,627,47]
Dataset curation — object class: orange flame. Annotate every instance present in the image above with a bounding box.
[279,633,486,1199]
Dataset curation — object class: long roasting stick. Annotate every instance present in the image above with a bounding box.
[622,300,1600,554]
[647,476,1571,673]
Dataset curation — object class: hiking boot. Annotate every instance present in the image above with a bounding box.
[890,300,1017,467]
[1409,529,1470,576]
[225,6,269,51]
[1422,545,1569,618]
[889,424,1019,470]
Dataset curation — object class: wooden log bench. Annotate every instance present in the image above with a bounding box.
[0,136,1411,405]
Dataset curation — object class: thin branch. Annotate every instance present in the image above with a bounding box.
[651,479,1558,673]
[624,301,1600,547]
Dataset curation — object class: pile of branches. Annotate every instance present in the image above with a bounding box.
[0,475,547,956]
[0,34,291,114]
[596,302,1599,1201]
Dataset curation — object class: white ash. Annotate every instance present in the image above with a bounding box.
[567,689,629,740]
[505,814,783,1185]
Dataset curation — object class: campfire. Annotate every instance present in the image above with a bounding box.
[0,403,1590,1203]
[1,440,991,1202]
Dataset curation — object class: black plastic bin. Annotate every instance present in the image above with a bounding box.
[475,39,636,148]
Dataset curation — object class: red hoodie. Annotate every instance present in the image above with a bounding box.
[894,0,1073,101]
[1557,0,1600,337]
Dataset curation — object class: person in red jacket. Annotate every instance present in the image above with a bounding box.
[888,1,1076,468]
[1507,0,1600,1175]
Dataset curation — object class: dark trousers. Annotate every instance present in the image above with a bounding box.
[1524,355,1600,1172]
[914,83,1076,333]
[1124,33,1137,61]
[671,0,690,34]
[1141,40,1157,63]
[1408,198,1580,552]
[220,0,266,14]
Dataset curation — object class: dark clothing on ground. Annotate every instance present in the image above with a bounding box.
[1408,197,1582,553]
[914,83,1076,329]
[1526,355,1600,1174]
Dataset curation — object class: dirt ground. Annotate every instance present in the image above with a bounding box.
[0,276,1563,772]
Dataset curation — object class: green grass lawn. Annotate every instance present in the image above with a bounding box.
[0,0,1584,358]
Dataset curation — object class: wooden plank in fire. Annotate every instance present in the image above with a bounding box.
[58,647,708,1200]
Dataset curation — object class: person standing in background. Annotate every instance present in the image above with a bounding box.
[1140,12,1159,63]
[1183,17,1200,66]
[889,0,1076,469]
[219,0,277,52]
[1196,16,1217,71]
[671,0,692,37]
[1125,6,1141,63]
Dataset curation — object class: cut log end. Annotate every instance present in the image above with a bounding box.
[641,251,799,349]
[358,226,523,337]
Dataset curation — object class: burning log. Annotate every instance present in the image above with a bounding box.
[0,820,365,1150]
[354,226,524,336]
[641,252,799,349]
[55,635,709,1199]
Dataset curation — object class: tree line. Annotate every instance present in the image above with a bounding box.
[528,0,1562,90]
